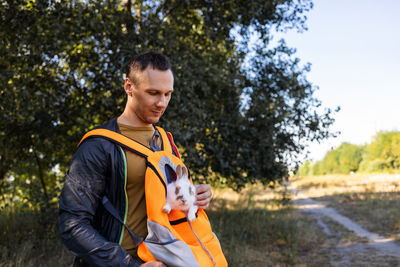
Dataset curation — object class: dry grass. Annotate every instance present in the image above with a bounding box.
[292,174,400,243]
[0,202,74,267]
[210,182,400,266]
[2,183,326,266]
[212,183,290,210]
[0,239,73,267]
[5,176,400,266]
[310,215,400,266]
[292,174,400,198]
[209,184,331,266]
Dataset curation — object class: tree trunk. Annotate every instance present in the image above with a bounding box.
[0,179,5,203]
[0,153,9,203]
[124,0,132,12]
[33,148,49,202]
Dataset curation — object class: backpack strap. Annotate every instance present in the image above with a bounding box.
[102,196,144,246]
[156,126,181,159]
[166,132,181,159]
[155,127,172,154]
[78,129,153,247]
[77,127,178,248]
[78,128,153,157]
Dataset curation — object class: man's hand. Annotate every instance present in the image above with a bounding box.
[194,184,212,209]
[141,261,167,267]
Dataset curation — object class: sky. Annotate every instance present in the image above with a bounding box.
[276,0,400,161]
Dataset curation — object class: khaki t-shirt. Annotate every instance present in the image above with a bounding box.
[118,123,159,258]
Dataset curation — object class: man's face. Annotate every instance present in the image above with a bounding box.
[125,67,174,126]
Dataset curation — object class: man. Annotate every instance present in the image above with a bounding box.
[59,51,212,267]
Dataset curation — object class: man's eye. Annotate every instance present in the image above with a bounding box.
[148,92,157,95]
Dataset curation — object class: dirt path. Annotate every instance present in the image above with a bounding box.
[292,190,400,265]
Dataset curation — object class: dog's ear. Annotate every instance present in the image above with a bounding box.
[176,164,182,179]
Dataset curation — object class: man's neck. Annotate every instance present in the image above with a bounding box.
[117,112,152,128]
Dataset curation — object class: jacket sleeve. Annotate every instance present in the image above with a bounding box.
[59,139,142,267]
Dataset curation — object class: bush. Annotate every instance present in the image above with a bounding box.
[0,201,73,266]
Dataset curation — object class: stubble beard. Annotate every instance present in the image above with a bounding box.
[139,110,164,125]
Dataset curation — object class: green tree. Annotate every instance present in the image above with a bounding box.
[320,149,339,174]
[297,160,312,176]
[307,143,364,175]
[1,0,129,201]
[337,143,364,173]
[312,161,321,175]
[1,0,336,198]
[359,131,400,172]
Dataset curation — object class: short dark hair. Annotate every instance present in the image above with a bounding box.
[127,51,172,86]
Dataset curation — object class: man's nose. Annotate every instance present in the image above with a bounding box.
[156,95,168,108]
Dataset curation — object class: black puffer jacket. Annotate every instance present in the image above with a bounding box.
[59,118,143,266]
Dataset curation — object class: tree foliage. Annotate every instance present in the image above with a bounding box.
[302,131,400,175]
[359,131,400,172]
[318,143,364,174]
[1,0,336,199]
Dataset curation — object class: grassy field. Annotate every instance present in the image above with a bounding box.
[3,174,399,266]
[291,174,400,243]
[0,202,73,267]
[1,183,331,266]
[208,185,330,266]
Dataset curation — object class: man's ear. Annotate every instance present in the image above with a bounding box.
[124,78,133,97]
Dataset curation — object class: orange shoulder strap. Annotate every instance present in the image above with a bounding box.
[78,128,153,157]
[156,126,172,154]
